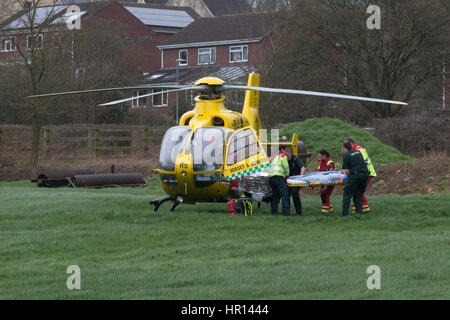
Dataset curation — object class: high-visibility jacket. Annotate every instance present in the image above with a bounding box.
[268,151,290,178]
[317,158,335,172]
[353,145,376,177]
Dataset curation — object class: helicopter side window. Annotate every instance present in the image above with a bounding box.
[158,126,192,171]
[226,128,261,166]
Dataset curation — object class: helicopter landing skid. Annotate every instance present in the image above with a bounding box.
[149,196,172,212]
[169,198,183,212]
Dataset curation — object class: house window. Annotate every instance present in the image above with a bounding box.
[230,45,248,63]
[198,47,216,65]
[26,34,43,51]
[1,37,16,52]
[179,49,188,66]
[152,89,168,107]
[132,90,148,108]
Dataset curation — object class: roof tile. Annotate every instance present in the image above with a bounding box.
[160,12,273,47]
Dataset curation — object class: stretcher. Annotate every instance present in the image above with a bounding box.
[286,170,348,187]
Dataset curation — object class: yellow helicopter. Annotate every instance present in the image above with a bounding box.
[29,73,407,211]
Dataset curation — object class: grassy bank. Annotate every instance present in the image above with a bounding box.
[0,180,448,299]
[281,118,414,166]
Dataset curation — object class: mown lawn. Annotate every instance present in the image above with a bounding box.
[0,179,448,299]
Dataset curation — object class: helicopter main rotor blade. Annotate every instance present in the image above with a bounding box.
[224,85,408,106]
[26,84,192,99]
[97,86,206,106]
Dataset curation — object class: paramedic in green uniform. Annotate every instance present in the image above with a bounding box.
[341,142,369,216]
[268,146,290,216]
[285,147,306,215]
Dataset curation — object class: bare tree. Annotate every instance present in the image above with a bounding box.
[0,1,145,174]
[5,0,65,174]
[265,0,449,119]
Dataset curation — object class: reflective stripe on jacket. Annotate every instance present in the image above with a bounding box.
[268,152,290,177]
[354,145,377,177]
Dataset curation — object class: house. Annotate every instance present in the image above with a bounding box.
[118,1,198,49]
[0,1,197,74]
[158,12,273,70]
[134,12,275,113]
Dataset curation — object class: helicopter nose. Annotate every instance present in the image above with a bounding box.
[175,152,193,197]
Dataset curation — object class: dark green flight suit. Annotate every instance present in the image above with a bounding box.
[342,149,369,216]
[288,155,305,215]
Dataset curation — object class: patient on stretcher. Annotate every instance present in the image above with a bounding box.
[287,170,348,187]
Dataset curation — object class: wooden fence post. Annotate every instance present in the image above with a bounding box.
[131,127,136,153]
[87,128,93,154]
[43,126,51,149]
[143,127,149,152]
[94,128,100,158]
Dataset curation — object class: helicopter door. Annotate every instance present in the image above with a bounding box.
[224,128,270,180]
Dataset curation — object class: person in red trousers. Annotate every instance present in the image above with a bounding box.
[317,149,335,214]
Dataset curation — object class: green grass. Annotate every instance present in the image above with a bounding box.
[0,180,448,299]
[280,118,414,166]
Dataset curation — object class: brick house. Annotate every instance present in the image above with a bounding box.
[133,12,275,114]
[0,0,197,74]
[159,12,273,69]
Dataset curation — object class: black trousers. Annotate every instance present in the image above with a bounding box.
[269,176,290,215]
[343,173,369,216]
[288,186,302,215]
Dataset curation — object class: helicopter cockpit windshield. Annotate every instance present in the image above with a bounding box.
[189,127,230,187]
[158,126,192,171]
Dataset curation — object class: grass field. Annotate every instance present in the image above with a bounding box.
[0,179,448,300]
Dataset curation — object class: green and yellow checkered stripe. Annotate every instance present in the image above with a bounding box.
[225,163,270,180]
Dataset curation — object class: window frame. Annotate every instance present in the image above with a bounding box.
[132,89,149,108]
[26,34,43,51]
[229,45,248,63]
[198,47,216,65]
[178,49,188,66]
[1,36,16,52]
[152,88,168,108]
